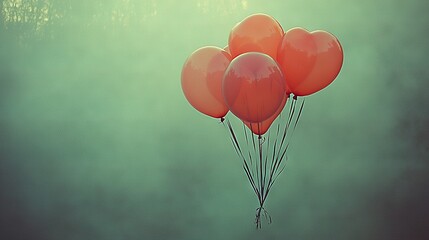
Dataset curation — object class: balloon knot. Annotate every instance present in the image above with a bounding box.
[220,117,225,123]
[293,95,298,100]
[255,206,272,229]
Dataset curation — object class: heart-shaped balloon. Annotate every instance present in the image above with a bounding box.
[277,27,343,96]
[222,52,286,123]
[181,46,231,118]
[229,13,284,60]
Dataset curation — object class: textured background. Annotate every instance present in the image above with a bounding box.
[1,0,428,239]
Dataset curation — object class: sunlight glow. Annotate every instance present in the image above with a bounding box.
[1,0,61,31]
[1,0,248,34]
[196,0,249,14]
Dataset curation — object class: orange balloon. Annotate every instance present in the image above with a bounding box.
[181,46,232,118]
[223,52,286,123]
[229,13,284,60]
[244,94,288,136]
[277,27,343,96]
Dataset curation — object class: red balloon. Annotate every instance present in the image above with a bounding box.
[277,27,343,96]
[229,13,284,60]
[181,46,232,118]
[244,94,288,135]
[223,52,286,123]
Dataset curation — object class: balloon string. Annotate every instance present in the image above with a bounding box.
[223,118,261,203]
[250,123,259,193]
[266,97,305,198]
[221,97,305,228]
[244,122,261,208]
[224,118,272,229]
[258,135,264,207]
[246,121,269,219]
[264,96,296,201]
[243,122,254,167]
[274,96,296,163]
[267,114,281,199]
[263,126,272,205]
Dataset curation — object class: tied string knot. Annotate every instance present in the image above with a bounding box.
[255,205,272,229]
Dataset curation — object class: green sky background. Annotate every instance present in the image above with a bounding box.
[1,0,428,239]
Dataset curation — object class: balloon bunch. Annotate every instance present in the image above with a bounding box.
[181,13,343,228]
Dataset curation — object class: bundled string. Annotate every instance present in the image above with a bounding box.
[223,96,305,228]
